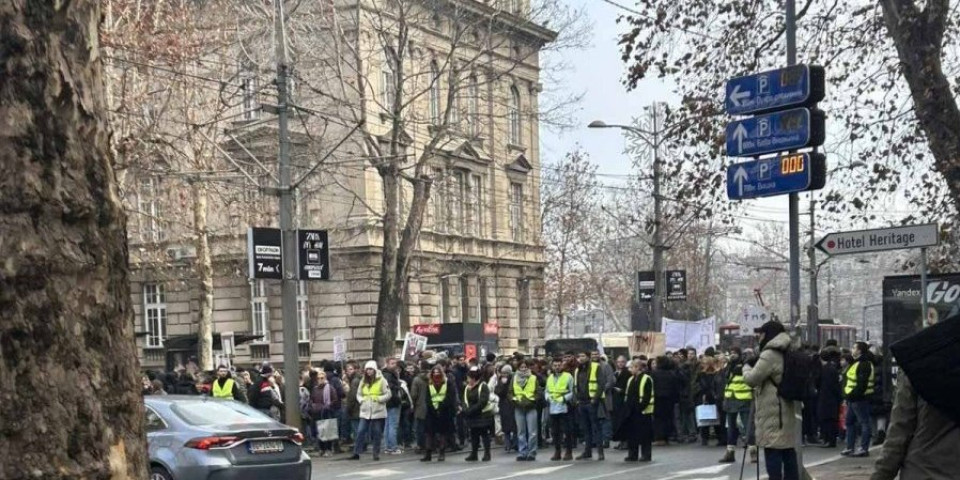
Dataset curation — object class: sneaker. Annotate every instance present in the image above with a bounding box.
[390,449,403,455]
[840,449,854,456]
[852,450,870,458]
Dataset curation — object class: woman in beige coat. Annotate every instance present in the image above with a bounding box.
[743,321,800,480]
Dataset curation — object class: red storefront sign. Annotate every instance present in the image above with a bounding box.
[412,324,441,336]
[483,322,499,335]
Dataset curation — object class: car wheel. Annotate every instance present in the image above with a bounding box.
[150,466,172,480]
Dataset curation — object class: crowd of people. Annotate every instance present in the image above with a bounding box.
[140,320,893,480]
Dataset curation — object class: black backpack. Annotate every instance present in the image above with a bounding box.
[773,349,818,402]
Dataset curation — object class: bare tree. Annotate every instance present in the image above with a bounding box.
[0,1,146,478]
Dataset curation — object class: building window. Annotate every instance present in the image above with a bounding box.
[297,281,310,343]
[450,171,465,234]
[143,283,167,348]
[509,182,524,242]
[467,174,483,237]
[429,61,441,124]
[508,86,521,144]
[517,279,530,338]
[440,278,451,323]
[138,176,164,243]
[381,47,397,108]
[250,344,270,360]
[241,67,259,120]
[468,75,480,136]
[432,168,445,231]
[479,277,490,323]
[251,280,269,341]
[460,277,472,323]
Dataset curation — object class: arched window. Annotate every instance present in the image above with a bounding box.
[467,75,480,136]
[508,85,521,145]
[429,61,441,124]
[381,47,397,108]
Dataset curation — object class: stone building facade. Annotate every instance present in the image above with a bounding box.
[117,0,553,370]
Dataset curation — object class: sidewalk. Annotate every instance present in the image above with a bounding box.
[806,450,877,480]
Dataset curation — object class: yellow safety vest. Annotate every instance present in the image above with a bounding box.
[546,373,572,403]
[513,376,538,402]
[625,374,655,415]
[429,383,447,410]
[844,361,875,396]
[463,384,494,414]
[212,378,235,399]
[362,378,384,401]
[724,374,753,401]
[575,363,604,399]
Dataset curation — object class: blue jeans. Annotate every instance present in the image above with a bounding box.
[515,408,539,458]
[763,447,799,480]
[577,403,602,451]
[845,400,872,452]
[339,409,352,442]
[354,418,384,456]
[384,407,401,451]
[726,406,755,446]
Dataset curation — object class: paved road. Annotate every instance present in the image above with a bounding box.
[310,443,850,480]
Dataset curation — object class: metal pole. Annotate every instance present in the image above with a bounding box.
[651,104,664,332]
[275,0,302,430]
[920,247,929,327]
[807,199,819,344]
[862,305,867,342]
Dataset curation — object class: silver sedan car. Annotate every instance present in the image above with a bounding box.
[145,395,311,480]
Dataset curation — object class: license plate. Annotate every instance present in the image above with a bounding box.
[248,440,284,454]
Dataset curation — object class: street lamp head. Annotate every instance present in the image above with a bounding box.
[587,120,608,128]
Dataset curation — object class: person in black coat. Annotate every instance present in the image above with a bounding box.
[421,366,457,462]
[617,359,655,462]
[695,356,726,446]
[650,356,682,445]
[463,367,495,462]
[612,356,631,450]
[817,347,842,447]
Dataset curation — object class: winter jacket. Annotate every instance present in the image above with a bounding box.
[345,375,361,419]
[381,370,402,409]
[721,362,751,413]
[410,373,429,420]
[462,381,495,429]
[743,332,800,449]
[816,361,842,421]
[356,372,392,420]
[871,373,960,480]
[844,352,876,402]
[696,371,723,405]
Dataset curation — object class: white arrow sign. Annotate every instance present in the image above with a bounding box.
[817,223,939,256]
[732,123,748,154]
[729,83,751,107]
[733,166,749,197]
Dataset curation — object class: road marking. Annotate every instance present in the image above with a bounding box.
[337,468,403,478]
[406,466,496,480]
[675,465,732,476]
[575,464,652,480]
[486,464,573,480]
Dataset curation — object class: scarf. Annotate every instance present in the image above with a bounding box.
[316,382,331,406]
[515,369,531,387]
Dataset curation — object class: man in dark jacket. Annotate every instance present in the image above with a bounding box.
[574,351,611,460]
[817,345,842,448]
[410,361,430,452]
[211,365,244,400]
[651,355,682,446]
[613,356,631,450]
[842,342,875,457]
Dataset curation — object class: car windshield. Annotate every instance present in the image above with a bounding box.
[170,400,273,427]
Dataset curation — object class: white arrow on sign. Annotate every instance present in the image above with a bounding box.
[729,84,751,107]
[733,165,749,197]
[732,123,748,154]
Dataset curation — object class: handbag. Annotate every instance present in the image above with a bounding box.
[696,404,720,427]
[316,418,339,442]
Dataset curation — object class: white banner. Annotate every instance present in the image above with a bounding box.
[402,332,428,362]
[661,317,717,354]
[333,335,347,362]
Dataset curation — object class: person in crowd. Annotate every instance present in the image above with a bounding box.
[400,362,417,450]
[719,347,757,464]
[421,366,457,462]
[744,321,800,480]
[452,355,469,447]
[249,365,283,420]
[141,375,153,395]
[574,350,611,460]
[496,364,517,453]
[531,360,549,448]
[651,355,681,446]
[345,362,363,447]
[613,355,631,450]
[381,358,404,455]
[211,365,244,401]
[842,341,876,457]
[410,360,430,454]
[512,359,543,461]
[150,379,167,395]
[350,361,391,461]
[596,354,615,449]
[175,371,200,395]
[620,359,654,463]
[463,366,495,462]
[545,357,575,461]
[307,369,342,457]
[696,355,726,446]
[483,362,503,444]
[817,343,842,448]
[869,347,889,446]
[676,348,700,444]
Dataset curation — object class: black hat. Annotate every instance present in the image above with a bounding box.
[755,320,786,349]
[260,365,274,376]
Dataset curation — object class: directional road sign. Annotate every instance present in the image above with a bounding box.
[725,65,825,115]
[727,152,826,200]
[247,227,283,280]
[816,224,939,256]
[725,108,824,158]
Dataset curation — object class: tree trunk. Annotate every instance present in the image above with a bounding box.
[880,0,960,201]
[373,167,402,361]
[193,181,214,371]
[0,1,147,478]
